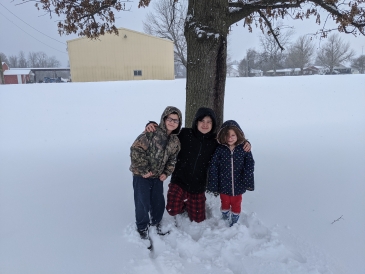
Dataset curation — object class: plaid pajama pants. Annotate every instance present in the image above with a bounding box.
[166,183,206,223]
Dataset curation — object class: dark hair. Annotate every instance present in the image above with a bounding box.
[217,126,246,145]
[164,111,181,127]
[196,114,215,130]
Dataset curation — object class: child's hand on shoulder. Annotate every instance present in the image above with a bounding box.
[243,141,251,152]
[159,174,167,181]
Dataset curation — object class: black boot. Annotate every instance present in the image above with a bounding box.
[152,223,170,236]
[137,227,149,240]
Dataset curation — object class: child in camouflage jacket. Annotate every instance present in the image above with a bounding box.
[130,106,182,240]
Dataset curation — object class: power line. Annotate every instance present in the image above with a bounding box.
[0,11,68,55]
[0,2,66,45]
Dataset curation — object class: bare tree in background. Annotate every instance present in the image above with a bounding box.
[18,51,28,68]
[37,52,49,68]
[47,56,61,67]
[286,35,315,74]
[238,49,259,77]
[0,52,9,65]
[0,54,5,84]
[226,54,235,76]
[8,55,19,68]
[27,52,61,68]
[143,0,187,68]
[260,26,293,75]
[351,55,365,74]
[316,34,355,73]
[28,52,38,67]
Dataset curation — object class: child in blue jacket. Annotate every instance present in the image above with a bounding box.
[207,120,255,226]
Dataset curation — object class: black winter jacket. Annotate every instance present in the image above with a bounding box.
[170,107,218,194]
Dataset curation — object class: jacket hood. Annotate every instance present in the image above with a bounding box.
[192,107,217,135]
[159,106,183,135]
[217,120,244,144]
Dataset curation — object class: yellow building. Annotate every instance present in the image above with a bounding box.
[67,28,174,82]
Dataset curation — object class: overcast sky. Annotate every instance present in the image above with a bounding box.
[1,0,364,67]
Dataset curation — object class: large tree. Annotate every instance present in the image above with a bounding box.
[351,55,365,74]
[286,35,315,74]
[259,27,293,75]
[238,49,260,77]
[316,33,355,73]
[22,0,365,127]
[143,0,187,68]
[0,52,9,65]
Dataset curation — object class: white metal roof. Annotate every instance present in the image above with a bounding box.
[4,70,31,75]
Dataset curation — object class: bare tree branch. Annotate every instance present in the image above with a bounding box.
[258,10,285,51]
[331,215,344,224]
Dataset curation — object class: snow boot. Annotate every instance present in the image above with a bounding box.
[230,213,240,227]
[221,210,230,221]
[137,227,152,249]
[137,227,149,240]
[151,223,170,236]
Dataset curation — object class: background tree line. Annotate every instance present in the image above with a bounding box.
[0,51,71,82]
[0,51,61,69]
[237,32,365,76]
[143,0,364,77]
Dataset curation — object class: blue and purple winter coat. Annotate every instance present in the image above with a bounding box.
[207,120,255,196]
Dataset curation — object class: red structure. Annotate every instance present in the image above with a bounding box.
[2,62,9,71]
[1,62,31,84]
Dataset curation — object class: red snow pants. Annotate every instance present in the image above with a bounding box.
[220,193,242,214]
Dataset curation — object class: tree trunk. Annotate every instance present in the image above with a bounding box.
[184,0,229,129]
[0,55,4,84]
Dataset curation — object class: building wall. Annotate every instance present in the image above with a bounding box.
[2,63,9,71]
[5,75,19,84]
[4,74,28,84]
[67,28,174,82]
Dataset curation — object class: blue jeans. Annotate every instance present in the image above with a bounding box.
[133,176,165,231]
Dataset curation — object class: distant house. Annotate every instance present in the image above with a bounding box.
[265,68,301,76]
[1,63,32,84]
[249,69,263,77]
[333,65,352,74]
[304,66,328,75]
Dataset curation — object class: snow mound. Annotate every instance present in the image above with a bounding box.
[123,195,342,274]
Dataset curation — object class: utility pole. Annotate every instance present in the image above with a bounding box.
[0,55,5,84]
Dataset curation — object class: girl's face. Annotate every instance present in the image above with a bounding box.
[226,129,237,146]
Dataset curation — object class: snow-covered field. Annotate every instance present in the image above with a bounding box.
[0,75,364,274]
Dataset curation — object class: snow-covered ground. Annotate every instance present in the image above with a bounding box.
[0,75,364,274]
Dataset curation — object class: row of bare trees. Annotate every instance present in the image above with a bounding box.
[237,32,363,76]
[0,51,61,69]
[143,0,363,77]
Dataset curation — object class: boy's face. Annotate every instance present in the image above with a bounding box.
[197,116,212,134]
[226,129,237,146]
[165,113,179,133]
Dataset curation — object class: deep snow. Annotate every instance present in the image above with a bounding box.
[0,75,364,274]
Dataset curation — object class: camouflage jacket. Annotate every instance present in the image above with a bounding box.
[130,106,182,178]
